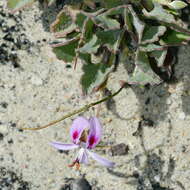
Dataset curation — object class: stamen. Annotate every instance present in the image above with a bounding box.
[68,162,75,168]
[68,160,80,170]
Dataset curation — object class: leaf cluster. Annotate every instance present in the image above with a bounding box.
[8,0,190,94]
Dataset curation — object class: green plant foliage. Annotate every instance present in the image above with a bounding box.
[141,26,167,44]
[129,51,161,85]
[7,0,190,94]
[81,54,115,94]
[160,30,190,45]
[52,39,79,62]
[7,0,36,12]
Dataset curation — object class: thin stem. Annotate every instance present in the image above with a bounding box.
[21,85,125,131]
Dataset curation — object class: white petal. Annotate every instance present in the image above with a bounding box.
[77,148,88,164]
[87,150,115,167]
[50,142,79,150]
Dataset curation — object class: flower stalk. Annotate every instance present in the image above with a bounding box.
[21,84,126,131]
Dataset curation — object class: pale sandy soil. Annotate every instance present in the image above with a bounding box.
[0,1,190,190]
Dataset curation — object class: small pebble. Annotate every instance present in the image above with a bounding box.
[0,102,8,108]
[179,112,186,120]
[0,125,8,134]
[109,143,129,156]
[0,133,4,141]
[70,178,92,190]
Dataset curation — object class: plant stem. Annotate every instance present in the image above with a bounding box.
[21,85,125,131]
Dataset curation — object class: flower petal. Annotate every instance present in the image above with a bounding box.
[70,116,90,144]
[87,150,115,167]
[76,148,88,164]
[87,117,102,149]
[50,142,79,150]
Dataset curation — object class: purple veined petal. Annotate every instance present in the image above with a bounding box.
[76,148,88,164]
[87,150,115,168]
[70,116,90,144]
[50,142,79,150]
[87,117,102,149]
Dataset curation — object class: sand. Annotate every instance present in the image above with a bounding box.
[0,1,190,189]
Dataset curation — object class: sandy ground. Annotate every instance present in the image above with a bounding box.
[0,1,190,190]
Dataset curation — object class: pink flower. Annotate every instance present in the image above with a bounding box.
[50,116,115,169]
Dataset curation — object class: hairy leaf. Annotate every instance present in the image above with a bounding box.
[129,51,161,85]
[101,0,123,8]
[128,5,145,42]
[81,55,115,94]
[150,49,168,67]
[139,44,166,52]
[169,1,188,10]
[141,26,167,44]
[160,30,190,45]
[143,3,190,34]
[52,39,79,62]
[78,35,100,54]
[50,8,78,38]
[96,12,120,30]
[96,29,123,53]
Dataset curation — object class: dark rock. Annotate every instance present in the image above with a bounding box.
[0,133,4,141]
[60,178,92,190]
[145,153,164,184]
[66,64,72,69]
[58,150,69,155]
[3,33,15,43]
[0,102,8,109]
[8,139,14,144]
[70,178,92,190]
[0,6,31,67]
[10,122,16,128]
[141,117,154,127]
[109,143,129,156]
[0,167,31,190]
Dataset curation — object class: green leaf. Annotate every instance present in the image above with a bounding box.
[143,3,176,23]
[83,18,95,41]
[168,1,187,10]
[160,30,190,45]
[75,12,87,30]
[81,54,115,94]
[7,0,35,11]
[141,26,167,44]
[150,49,168,67]
[96,11,120,30]
[96,29,123,53]
[101,0,123,8]
[129,51,161,85]
[47,0,55,5]
[78,35,100,54]
[139,44,165,52]
[43,0,55,5]
[50,8,77,38]
[128,5,145,42]
[143,3,190,34]
[52,39,79,62]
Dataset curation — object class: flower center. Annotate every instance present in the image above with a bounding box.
[79,130,88,142]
